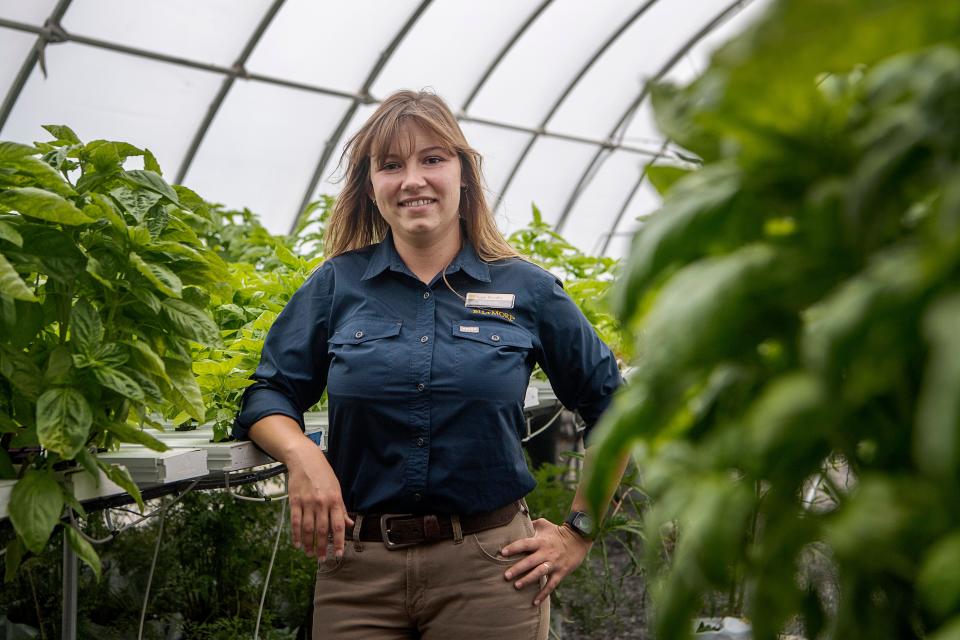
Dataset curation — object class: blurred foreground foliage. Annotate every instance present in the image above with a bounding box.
[586,1,960,638]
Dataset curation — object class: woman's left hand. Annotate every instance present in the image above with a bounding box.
[500,518,593,606]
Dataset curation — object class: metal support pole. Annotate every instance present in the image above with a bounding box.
[62,526,78,640]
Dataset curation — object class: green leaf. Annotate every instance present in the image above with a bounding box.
[65,525,102,581]
[104,421,167,452]
[3,537,24,583]
[92,366,144,402]
[164,357,205,422]
[0,448,15,479]
[162,298,222,346]
[0,347,43,398]
[130,285,162,314]
[0,141,39,161]
[96,461,143,511]
[143,148,162,175]
[75,448,99,486]
[915,292,960,480]
[612,162,742,318]
[0,188,93,225]
[918,532,960,617]
[122,170,179,204]
[36,387,93,459]
[87,193,127,231]
[0,150,76,196]
[70,299,102,352]
[110,185,161,221]
[0,220,24,247]
[44,346,73,385]
[646,165,693,196]
[0,252,37,302]
[129,251,182,298]
[126,340,168,379]
[42,124,81,144]
[9,469,64,554]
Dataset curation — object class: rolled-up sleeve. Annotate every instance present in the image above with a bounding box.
[534,275,622,441]
[232,263,334,440]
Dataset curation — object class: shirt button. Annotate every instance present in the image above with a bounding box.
[354,330,364,339]
[491,334,501,342]
[423,291,431,299]
[416,383,425,392]
[413,493,422,502]
[420,335,429,343]
[416,437,425,447]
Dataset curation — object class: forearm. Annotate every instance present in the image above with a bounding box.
[569,445,631,521]
[248,414,318,464]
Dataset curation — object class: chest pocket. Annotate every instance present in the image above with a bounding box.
[327,318,402,396]
[452,321,533,395]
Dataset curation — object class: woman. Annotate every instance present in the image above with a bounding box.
[234,90,625,639]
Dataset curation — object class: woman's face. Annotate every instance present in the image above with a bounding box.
[369,122,463,248]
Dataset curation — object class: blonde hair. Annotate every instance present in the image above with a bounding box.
[325,90,519,262]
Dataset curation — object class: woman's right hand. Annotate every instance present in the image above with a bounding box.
[248,415,354,562]
[284,439,355,561]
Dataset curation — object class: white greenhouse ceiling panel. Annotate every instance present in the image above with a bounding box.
[0,29,34,99]
[469,1,643,130]
[458,120,533,208]
[372,0,537,109]
[497,136,595,234]
[550,0,734,141]
[61,0,274,66]
[185,82,351,235]
[561,151,646,256]
[0,0,59,26]
[246,0,420,96]
[312,102,377,202]
[3,42,221,175]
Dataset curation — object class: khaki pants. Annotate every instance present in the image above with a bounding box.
[312,505,549,639]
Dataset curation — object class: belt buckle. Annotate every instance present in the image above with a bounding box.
[380,513,417,550]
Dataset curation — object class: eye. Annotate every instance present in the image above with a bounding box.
[424,156,444,165]
[380,161,401,171]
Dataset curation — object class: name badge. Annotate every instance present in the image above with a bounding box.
[465,292,516,309]
[459,325,480,333]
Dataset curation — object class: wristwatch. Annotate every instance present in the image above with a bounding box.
[563,511,595,540]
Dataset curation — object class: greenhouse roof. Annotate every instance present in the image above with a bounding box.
[0,0,771,257]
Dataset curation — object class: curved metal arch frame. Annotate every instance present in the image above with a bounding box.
[0,0,73,132]
[174,0,286,184]
[291,0,433,234]
[493,0,662,211]
[554,0,752,237]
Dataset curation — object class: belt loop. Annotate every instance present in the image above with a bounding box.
[451,514,464,545]
[353,514,365,553]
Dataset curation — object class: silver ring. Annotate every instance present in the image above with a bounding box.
[542,561,551,573]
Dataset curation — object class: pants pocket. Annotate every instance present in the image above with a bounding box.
[470,509,532,565]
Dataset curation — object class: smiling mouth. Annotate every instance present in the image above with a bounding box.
[399,198,436,207]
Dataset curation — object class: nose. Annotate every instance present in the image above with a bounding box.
[400,165,427,191]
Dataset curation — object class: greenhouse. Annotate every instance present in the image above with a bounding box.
[1,0,958,638]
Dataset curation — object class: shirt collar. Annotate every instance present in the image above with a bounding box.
[361,231,491,283]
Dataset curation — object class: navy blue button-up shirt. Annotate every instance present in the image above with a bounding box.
[234,234,621,515]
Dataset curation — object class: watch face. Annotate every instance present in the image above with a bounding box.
[573,512,594,535]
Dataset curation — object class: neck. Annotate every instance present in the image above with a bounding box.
[393,224,463,284]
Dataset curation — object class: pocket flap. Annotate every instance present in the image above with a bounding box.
[451,321,532,348]
[329,319,402,345]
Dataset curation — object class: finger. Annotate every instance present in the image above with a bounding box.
[533,574,563,607]
[289,501,303,549]
[513,559,554,590]
[301,507,317,557]
[503,550,545,581]
[330,504,347,559]
[315,507,330,562]
[500,536,541,558]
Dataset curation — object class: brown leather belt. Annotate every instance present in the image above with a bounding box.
[347,502,521,549]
